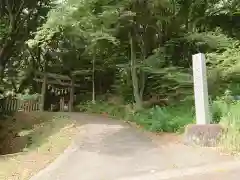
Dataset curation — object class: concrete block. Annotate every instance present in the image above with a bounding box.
[184,124,223,147]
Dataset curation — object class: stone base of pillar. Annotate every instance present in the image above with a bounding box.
[183,124,223,147]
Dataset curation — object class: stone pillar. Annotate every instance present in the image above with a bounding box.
[192,53,211,124]
[184,54,222,147]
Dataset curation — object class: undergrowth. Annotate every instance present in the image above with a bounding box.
[211,91,240,153]
[214,100,240,153]
[132,104,194,133]
[77,100,194,133]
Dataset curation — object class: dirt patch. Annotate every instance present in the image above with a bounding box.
[147,132,183,145]
[0,112,79,180]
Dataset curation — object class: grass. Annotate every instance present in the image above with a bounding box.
[210,94,240,154]
[0,112,79,180]
[77,100,194,133]
[216,101,240,154]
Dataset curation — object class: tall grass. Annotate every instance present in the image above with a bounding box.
[217,101,240,153]
[211,93,240,153]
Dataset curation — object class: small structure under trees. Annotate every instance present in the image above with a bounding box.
[34,71,80,112]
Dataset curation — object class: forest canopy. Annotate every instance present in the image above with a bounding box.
[0,0,240,109]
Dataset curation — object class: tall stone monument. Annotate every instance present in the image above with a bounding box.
[184,53,223,147]
[192,53,211,124]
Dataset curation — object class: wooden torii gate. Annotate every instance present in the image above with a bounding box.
[34,72,80,112]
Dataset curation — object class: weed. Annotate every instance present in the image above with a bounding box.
[218,101,240,153]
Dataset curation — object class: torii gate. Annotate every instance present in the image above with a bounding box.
[34,71,80,112]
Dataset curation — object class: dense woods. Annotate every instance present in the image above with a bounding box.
[0,0,240,133]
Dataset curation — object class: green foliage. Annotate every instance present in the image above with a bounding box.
[77,101,127,119]
[206,43,240,97]
[211,101,231,125]
[207,46,240,79]
[30,0,119,48]
[218,101,240,153]
[209,90,240,153]
[16,93,41,101]
[185,31,234,51]
[77,100,194,133]
[112,68,134,102]
[211,90,235,123]
[0,0,52,77]
[132,104,194,133]
[27,0,240,107]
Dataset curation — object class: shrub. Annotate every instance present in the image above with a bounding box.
[211,90,235,123]
[77,100,194,133]
[211,99,230,123]
[133,104,194,133]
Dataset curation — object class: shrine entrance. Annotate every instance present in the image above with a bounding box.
[34,72,80,112]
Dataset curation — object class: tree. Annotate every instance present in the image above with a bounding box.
[0,0,53,79]
[20,0,240,107]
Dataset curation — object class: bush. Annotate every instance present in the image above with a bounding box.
[211,90,235,123]
[211,99,230,123]
[133,104,194,133]
[77,100,194,133]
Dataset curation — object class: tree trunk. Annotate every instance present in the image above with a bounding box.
[0,41,12,80]
[139,39,147,101]
[139,70,146,99]
[129,33,142,110]
[92,50,96,104]
[0,65,4,81]
[69,77,75,112]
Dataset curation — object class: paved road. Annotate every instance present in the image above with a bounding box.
[117,160,240,180]
[30,113,240,180]
[169,169,240,180]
